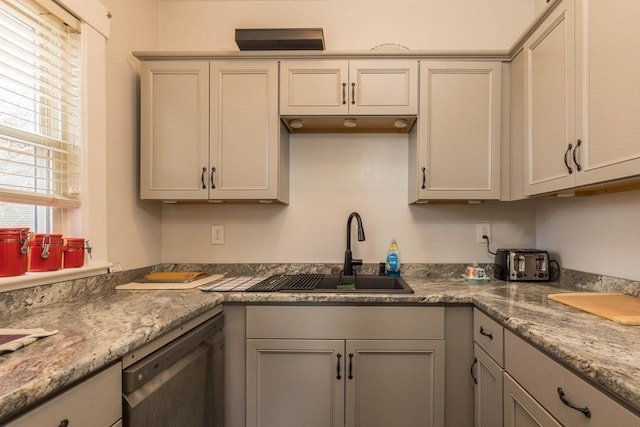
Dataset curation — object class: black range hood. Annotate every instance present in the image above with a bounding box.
[235,28,325,51]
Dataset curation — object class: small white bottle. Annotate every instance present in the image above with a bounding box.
[385,238,401,277]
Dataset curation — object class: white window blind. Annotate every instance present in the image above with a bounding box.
[0,0,82,208]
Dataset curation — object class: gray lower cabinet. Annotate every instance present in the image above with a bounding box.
[245,306,446,427]
[5,363,121,427]
[473,344,504,427]
[505,330,640,427]
[503,373,560,427]
[472,309,505,427]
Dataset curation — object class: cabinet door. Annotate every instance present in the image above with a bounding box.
[473,344,503,427]
[210,60,282,200]
[410,61,501,201]
[246,339,345,427]
[345,339,445,427]
[523,0,576,196]
[280,59,418,116]
[348,60,418,115]
[504,373,561,427]
[574,0,640,186]
[140,61,210,200]
[280,60,349,115]
[6,364,122,427]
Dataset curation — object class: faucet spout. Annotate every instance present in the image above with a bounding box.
[344,212,366,276]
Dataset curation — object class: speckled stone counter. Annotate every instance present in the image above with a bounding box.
[0,274,224,423]
[1,264,639,422]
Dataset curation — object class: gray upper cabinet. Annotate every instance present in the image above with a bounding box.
[279,59,419,116]
[410,61,502,202]
[523,0,640,196]
[523,0,576,196]
[139,59,289,203]
[573,0,640,187]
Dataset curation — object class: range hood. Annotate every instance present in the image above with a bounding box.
[281,116,417,134]
[235,28,325,51]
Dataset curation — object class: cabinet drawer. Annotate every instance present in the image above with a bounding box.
[503,372,561,427]
[505,331,639,426]
[246,306,444,339]
[473,308,504,367]
[6,363,121,427]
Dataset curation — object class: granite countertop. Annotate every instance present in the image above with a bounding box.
[1,272,639,422]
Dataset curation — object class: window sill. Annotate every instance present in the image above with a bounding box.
[0,262,111,292]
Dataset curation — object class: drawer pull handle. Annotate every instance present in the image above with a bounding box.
[351,82,356,105]
[210,167,216,189]
[348,353,354,379]
[342,83,347,105]
[201,167,207,189]
[336,353,342,380]
[58,420,69,427]
[564,143,574,174]
[479,326,493,340]
[573,139,583,171]
[470,357,478,384]
[557,387,591,418]
[421,167,427,189]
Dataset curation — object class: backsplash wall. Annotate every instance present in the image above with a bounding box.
[161,135,537,264]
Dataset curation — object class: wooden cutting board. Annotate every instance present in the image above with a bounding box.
[548,292,640,325]
[116,274,224,290]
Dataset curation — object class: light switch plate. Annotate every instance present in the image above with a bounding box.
[211,225,225,245]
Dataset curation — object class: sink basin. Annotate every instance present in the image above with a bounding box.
[299,275,413,294]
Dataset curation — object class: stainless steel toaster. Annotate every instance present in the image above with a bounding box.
[494,249,550,281]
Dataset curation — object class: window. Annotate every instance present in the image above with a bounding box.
[0,0,81,233]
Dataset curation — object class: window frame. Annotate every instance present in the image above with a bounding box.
[0,0,111,291]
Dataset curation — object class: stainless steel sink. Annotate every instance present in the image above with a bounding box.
[304,274,413,294]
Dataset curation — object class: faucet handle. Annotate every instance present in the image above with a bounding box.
[352,258,363,267]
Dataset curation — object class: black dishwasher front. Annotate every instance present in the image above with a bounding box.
[122,313,224,427]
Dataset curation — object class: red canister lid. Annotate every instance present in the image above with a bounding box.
[29,233,64,246]
[0,227,29,241]
[64,237,85,247]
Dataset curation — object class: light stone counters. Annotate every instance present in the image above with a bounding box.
[0,285,223,423]
[0,268,639,422]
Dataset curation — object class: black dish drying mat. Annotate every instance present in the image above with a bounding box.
[247,274,323,292]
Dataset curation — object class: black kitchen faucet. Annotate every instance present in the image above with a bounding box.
[344,212,366,276]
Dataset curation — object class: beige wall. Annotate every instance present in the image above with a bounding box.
[103,0,163,270]
[158,0,534,51]
[536,191,640,281]
[162,136,537,264]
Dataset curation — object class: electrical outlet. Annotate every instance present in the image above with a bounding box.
[211,225,225,245]
[476,223,491,243]
[107,263,122,273]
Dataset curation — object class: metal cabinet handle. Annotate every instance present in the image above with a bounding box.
[470,357,478,384]
[348,353,354,379]
[564,143,574,174]
[479,326,493,340]
[342,83,347,105]
[336,353,342,380]
[573,139,583,171]
[351,82,356,105]
[421,167,427,189]
[210,167,216,189]
[557,387,591,418]
[58,420,69,427]
[201,167,207,189]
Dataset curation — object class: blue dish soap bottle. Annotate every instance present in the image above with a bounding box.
[385,238,401,277]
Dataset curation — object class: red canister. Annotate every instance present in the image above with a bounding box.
[0,227,30,277]
[28,234,64,272]
[63,237,86,268]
